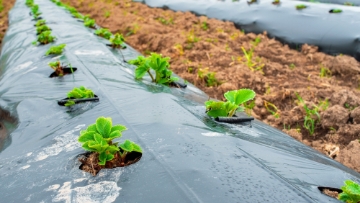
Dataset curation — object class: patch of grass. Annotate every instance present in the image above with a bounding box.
[289,63,296,70]
[125,23,140,36]
[201,21,209,31]
[319,65,332,78]
[264,100,280,118]
[295,93,321,135]
[197,67,221,87]
[241,47,265,74]
[251,36,261,46]
[173,44,184,56]
[104,10,110,18]
[156,17,174,25]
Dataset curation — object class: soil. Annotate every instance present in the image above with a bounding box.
[49,67,77,78]
[79,151,142,176]
[0,0,359,173]
[321,188,340,199]
[0,0,15,45]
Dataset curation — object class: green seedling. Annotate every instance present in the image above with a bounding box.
[174,44,184,56]
[56,1,64,6]
[104,10,110,18]
[48,61,65,76]
[264,100,280,118]
[296,4,307,10]
[84,18,96,28]
[35,19,46,27]
[25,0,34,7]
[125,23,140,36]
[129,53,178,86]
[244,100,256,116]
[72,12,84,19]
[251,37,261,46]
[64,5,78,14]
[197,67,221,87]
[45,44,66,56]
[109,33,126,48]
[319,65,332,78]
[186,30,199,44]
[156,17,174,25]
[296,93,320,135]
[78,117,142,165]
[65,86,95,106]
[272,0,280,5]
[338,180,360,203]
[330,9,342,13]
[36,25,51,35]
[32,31,55,45]
[95,28,112,40]
[344,2,354,6]
[201,21,209,31]
[289,63,296,70]
[241,47,264,73]
[205,89,256,118]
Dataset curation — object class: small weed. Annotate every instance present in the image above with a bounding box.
[296,4,307,10]
[65,86,95,106]
[35,19,46,27]
[205,38,218,44]
[197,68,221,87]
[344,103,357,110]
[330,9,342,13]
[109,33,126,48]
[174,44,184,56]
[225,44,232,51]
[319,65,332,78]
[264,100,280,118]
[295,93,321,135]
[201,21,209,31]
[251,36,261,46]
[289,63,296,70]
[241,47,265,73]
[84,18,96,28]
[95,28,112,40]
[344,2,354,6]
[205,89,256,118]
[156,17,174,25]
[104,10,110,18]
[45,44,66,56]
[186,30,199,44]
[125,23,140,36]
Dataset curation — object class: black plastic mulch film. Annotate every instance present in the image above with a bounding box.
[0,0,359,202]
[141,0,360,61]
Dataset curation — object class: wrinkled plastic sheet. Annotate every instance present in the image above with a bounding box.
[143,0,360,61]
[0,0,359,202]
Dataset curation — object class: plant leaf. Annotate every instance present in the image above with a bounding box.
[96,117,112,138]
[98,152,107,165]
[106,153,115,162]
[107,145,120,154]
[108,130,122,140]
[135,64,149,79]
[78,131,95,143]
[120,140,134,152]
[111,125,127,133]
[224,89,256,105]
[86,123,97,132]
[132,142,143,153]
[81,142,97,152]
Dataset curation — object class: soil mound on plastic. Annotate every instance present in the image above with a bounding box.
[59,0,360,173]
[0,1,15,44]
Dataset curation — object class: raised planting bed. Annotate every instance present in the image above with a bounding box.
[0,0,359,202]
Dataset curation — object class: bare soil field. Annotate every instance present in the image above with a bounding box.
[4,0,360,173]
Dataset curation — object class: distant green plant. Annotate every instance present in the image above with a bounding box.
[64,5,78,14]
[65,86,95,106]
[129,53,179,86]
[35,19,46,27]
[125,23,140,36]
[78,117,142,165]
[248,0,257,4]
[48,61,64,76]
[25,0,34,7]
[264,100,280,118]
[36,25,51,35]
[330,9,342,13]
[197,67,221,87]
[156,17,174,25]
[31,4,42,19]
[338,180,360,203]
[32,31,55,45]
[109,33,126,48]
[201,21,209,31]
[95,28,112,40]
[241,47,264,73]
[319,65,332,78]
[251,36,261,46]
[186,30,199,44]
[45,44,66,56]
[344,2,354,6]
[289,63,296,70]
[104,10,111,18]
[205,89,256,118]
[296,4,307,10]
[296,93,320,135]
[84,18,96,28]
[72,12,84,19]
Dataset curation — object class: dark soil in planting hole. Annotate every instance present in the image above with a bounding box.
[61,0,360,173]
[79,150,142,176]
[318,187,342,200]
[49,67,77,78]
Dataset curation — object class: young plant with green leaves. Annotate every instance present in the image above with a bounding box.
[330,9,342,13]
[197,68,221,87]
[319,65,332,78]
[264,100,280,118]
[84,18,96,28]
[338,180,360,203]
[45,44,66,56]
[36,25,51,35]
[35,19,46,27]
[201,21,209,31]
[296,93,320,135]
[78,117,142,166]
[205,89,256,118]
[109,33,126,48]
[25,0,34,7]
[32,31,55,45]
[296,4,307,10]
[31,4,41,19]
[65,86,95,106]
[95,28,112,40]
[241,47,265,73]
[48,61,66,76]
[129,53,179,86]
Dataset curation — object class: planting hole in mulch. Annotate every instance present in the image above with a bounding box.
[49,67,77,78]
[318,186,342,200]
[57,95,99,106]
[106,44,127,49]
[215,116,254,124]
[170,81,187,88]
[79,150,142,176]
